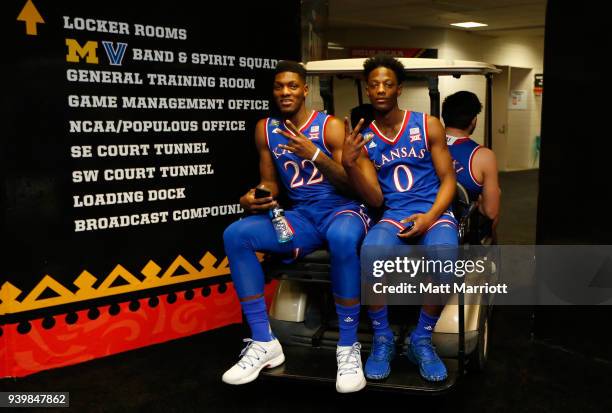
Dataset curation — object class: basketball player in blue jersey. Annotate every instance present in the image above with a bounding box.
[222,61,369,393]
[443,91,500,233]
[342,55,457,382]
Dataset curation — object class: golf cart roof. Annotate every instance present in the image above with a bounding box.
[305,58,500,76]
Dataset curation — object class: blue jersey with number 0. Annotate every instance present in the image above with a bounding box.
[362,110,440,215]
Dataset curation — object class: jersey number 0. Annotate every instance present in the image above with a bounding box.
[393,164,414,192]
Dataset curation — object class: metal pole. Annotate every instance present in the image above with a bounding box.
[485,74,493,149]
[458,289,466,376]
[318,76,335,115]
[428,76,440,117]
[355,78,363,106]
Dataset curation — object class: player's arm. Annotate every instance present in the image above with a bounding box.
[276,117,352,194]
[473,147,500,221]
[342,118,384,208]
[399,115,456,237]
[427,115,457,217]
[239,119,280,213]
[313,116,355,193]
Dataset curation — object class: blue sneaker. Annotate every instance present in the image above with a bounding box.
[406,336,447,382]
[364,335,396,380]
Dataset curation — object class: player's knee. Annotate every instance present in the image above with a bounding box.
[223,220,251,250]
[360,236,374,255]
[361,228,387,249]
[327,228,360,255]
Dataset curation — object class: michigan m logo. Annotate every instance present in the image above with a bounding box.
[65,39,98,64]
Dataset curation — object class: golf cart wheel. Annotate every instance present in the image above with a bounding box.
[468,305,490,372]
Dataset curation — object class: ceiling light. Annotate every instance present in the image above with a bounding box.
[450,22,488,28]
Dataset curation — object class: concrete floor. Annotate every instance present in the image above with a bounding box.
[2,170,611,412]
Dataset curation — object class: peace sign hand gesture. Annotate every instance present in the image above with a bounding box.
[276,120,319,160]
[341,118,372,168]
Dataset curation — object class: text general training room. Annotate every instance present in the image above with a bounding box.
[2,1,610,412]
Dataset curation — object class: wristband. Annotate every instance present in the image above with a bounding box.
[311,147,321,162]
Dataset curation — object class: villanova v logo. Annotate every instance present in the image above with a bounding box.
[102,41,128,66]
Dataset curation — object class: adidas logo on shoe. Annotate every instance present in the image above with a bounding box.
[344,316,354,323]
[424,325,433,331]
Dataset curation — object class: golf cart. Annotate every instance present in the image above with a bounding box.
[261,58,500,393]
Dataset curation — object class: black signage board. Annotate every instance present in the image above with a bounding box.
[1,0,300,320]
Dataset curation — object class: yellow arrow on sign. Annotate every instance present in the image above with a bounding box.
[17,0,44,36]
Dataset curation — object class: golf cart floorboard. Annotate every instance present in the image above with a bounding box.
[261,345,459,394]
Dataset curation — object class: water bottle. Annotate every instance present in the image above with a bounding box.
[269,206,294,243]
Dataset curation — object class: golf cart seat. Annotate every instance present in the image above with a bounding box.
[264,249,332,283]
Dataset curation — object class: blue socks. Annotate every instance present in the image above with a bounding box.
[336,303,360,346]
[241,297,274,342]
[411,309,439,341]
[368,306,394,340]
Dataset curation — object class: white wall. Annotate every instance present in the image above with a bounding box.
[325,27,544,171]
[485,36,544,170]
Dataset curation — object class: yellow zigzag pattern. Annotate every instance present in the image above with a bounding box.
[0,252,238,316]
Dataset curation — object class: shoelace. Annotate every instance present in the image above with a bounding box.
[337,343,362,376]
[411,340,441,363]
[371,338,395,361]
[237,338,268,369]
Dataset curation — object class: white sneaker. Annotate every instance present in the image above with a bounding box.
[222,338,285,385]
[336,342,366,393]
